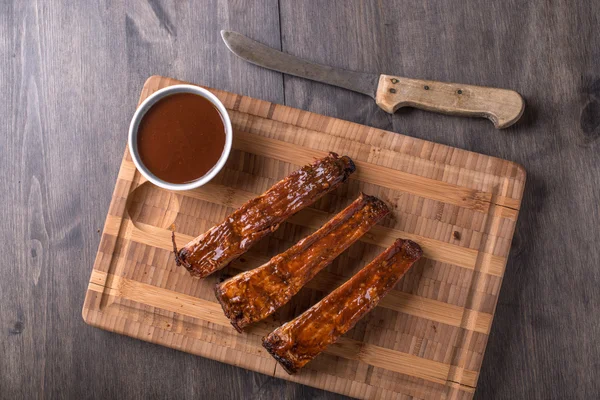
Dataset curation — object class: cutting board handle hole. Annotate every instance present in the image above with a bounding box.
[126,181,181,232]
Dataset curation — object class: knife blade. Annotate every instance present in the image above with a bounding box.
[221,30,524,129]
[221,30,379,98]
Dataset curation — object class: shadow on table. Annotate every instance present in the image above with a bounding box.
[474,171,547,399]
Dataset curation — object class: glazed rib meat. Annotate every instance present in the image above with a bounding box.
[215,193,390,332]
[263,238,423,374]
[174,153,356,278]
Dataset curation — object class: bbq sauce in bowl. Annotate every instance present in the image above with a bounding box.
[136,92,226,184]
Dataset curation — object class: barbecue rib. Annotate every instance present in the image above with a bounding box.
[215,193,389,332]
[263,238,422,374]
[174,153,355,278]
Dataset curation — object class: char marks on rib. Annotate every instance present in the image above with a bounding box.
[174,153,356,278]
[215,193,390,332]
[262,239,423,374]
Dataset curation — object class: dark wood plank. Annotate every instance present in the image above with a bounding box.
[0,1,336,399]
[1,0,599,399]
[280,1,600,399]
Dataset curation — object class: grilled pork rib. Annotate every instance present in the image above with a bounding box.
[215,194,389,332]
[174,153,355,278]
[263,239,422,374]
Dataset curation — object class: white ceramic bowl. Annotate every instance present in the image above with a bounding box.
[128,84,233,191]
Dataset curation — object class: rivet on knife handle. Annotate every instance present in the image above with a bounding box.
[375,75,525,129]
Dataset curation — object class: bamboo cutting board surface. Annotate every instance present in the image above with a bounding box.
[83,75,525,400]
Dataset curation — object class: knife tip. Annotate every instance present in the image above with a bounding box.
[220,30,234,41]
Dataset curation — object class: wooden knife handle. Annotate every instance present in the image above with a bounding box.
[375,74,525,129]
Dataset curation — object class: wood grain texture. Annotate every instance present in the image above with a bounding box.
[375,75,524,128]
[82,75,523,399]
[1,1,599,400]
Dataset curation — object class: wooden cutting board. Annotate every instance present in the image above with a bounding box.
[83,75,525,400]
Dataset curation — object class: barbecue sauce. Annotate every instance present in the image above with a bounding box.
[137,92,226,184]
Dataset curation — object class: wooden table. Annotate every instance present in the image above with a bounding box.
[1,1,598,399]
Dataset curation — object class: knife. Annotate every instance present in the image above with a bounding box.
[221,31,524,129]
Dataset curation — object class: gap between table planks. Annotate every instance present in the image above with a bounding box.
[83,75,525,400]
